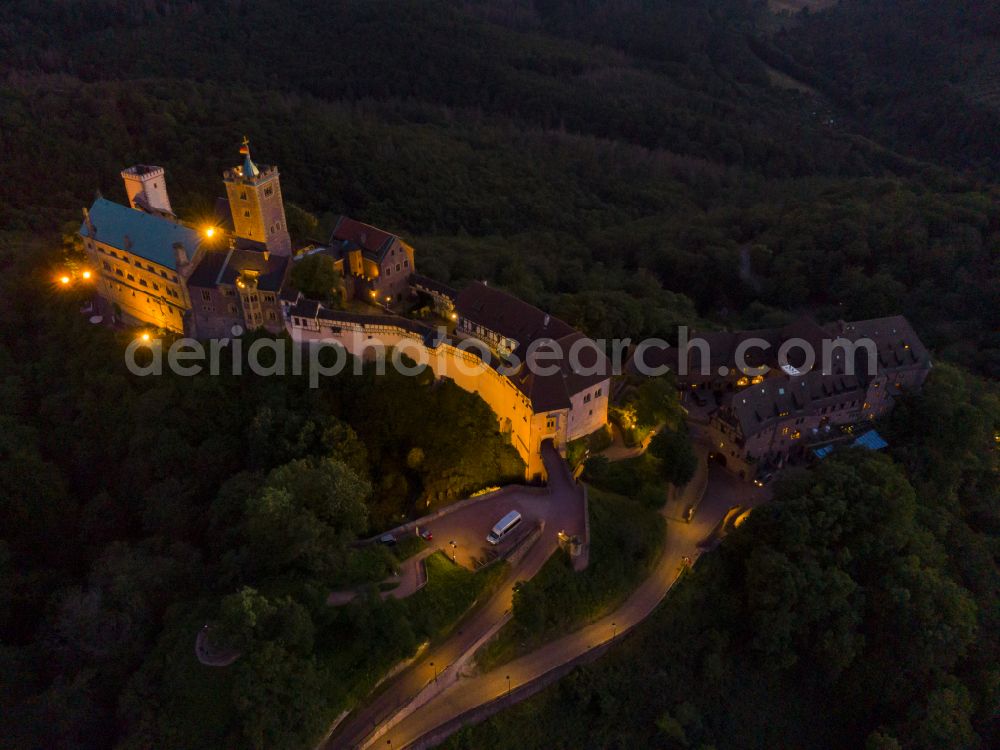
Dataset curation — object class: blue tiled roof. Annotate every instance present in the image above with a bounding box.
[80,198,202,271]
[853,429,888,451]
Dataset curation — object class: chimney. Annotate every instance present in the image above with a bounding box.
[173,241,189,268]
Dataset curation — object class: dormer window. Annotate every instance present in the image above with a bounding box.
[240,190,247,200]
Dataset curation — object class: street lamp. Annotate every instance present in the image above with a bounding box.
[611,621,617,640]
[506,674,511,695]
[204,226,215,238]
[430,661,438,682]
[81,270,92,280]
[59,275,70,285]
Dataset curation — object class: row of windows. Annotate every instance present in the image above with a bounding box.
[582,387,603,404]
[383,259,409,277]
[95,243,178,282]
[105,262,179,297]
[201,289,275,303]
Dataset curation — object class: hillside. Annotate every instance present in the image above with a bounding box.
[0,3,998,749]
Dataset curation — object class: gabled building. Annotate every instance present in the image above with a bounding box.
[294,216,416,304]
[704,315,931,479]
[454,282,610,452]
[80,140,291,336]
[80,197,201,332]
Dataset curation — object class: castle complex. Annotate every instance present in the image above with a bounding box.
[79,142,930,482]
[79,142,610,479]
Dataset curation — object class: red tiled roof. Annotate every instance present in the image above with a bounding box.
[331,216,396,255]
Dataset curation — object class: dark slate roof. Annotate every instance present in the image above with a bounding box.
[721,369,865,438]
[455,282,575,359]
[507,330,610,411]
[455,282,609,410]
[411,273,457,300]
[81,197,202,270]
[828,316,930,372]
[187,247,289,291]
[186,250,229,288]
[637,316,831,376]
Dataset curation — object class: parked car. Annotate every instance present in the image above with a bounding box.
[378,533,396,546]
[420,529,433,541]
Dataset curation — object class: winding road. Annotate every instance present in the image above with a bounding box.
[324,443,585,749]
[328,434,769,749]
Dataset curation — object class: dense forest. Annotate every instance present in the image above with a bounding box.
[0,1,998,749]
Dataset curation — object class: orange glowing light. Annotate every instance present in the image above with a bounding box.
[140,332,151,342]
[82,270,92,280]
[205,227,215,238]
[59,275,71,285]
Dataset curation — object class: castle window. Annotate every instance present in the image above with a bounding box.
[584,394,591,403]
[201,290,211,302]
[115,269,123,277]
[127,273,135,281]
[139,279,148,287]
[228,304,238,314]
[267,311,277,321]
[396,264,401,272]
[404,259,409,267]
[103,261,111,271]
[263,294,275,303]
[596,387,603,397]
[243,210,251,218]
[240,190,247,200]
[264,186,273,198]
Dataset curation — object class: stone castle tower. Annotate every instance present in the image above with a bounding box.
[121,164,173,216]
[222,137,291,255]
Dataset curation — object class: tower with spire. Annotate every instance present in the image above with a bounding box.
[222,137,291,255]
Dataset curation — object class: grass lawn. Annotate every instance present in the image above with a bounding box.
[405,551,508,641]
[475,488,664,672]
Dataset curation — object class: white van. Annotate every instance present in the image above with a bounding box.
[487,510,522,545]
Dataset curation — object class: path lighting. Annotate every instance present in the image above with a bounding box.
[81,270,92,280]
[59,275,71,285]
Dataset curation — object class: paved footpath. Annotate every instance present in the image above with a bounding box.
[377,455,771,749]
[325,444,585,750]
